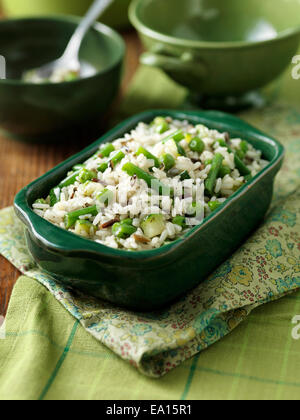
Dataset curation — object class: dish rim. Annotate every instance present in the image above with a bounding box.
[0,15,125,87]
[14,109,285,261]
[129,0,300,50]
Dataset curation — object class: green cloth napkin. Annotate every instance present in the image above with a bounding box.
[0,65,300,398]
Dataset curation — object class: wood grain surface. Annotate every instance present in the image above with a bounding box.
[0,30,142,315]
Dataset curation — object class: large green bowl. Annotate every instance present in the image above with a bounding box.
[1,0,132,29]
[0,17,125,141]
[130,0,300,97]
[14,110,284,311]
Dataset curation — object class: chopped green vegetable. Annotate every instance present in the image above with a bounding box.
[214,138,250,176]
[96,189,114,206]
[141,214,165,238]
[208,200,222,212]
[162,129,185,144]
[189,137,205,154]
[74,220,96,237]
[122,163,173,196]
[160,153,175,171]
[219,165,231,178]
[78,168,96,184]
[205,159,213,166]
[99,143,115,158]
[136,147,160,168]
[205,153,224,196]
[98,150,125,173]
[112,222,137,239]
[121,218,134,226]
[153,117,169,134]
[49,187,61,207]
[180,170,191,181]
[59,170,81,188]
[172,216,186,228]
[64,206,98,229]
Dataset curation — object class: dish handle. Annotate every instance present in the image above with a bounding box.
[140,51,207,79]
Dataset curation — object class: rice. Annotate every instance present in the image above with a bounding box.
[33,117,268,251]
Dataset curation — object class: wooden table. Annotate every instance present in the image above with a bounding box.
[0,31,142,316]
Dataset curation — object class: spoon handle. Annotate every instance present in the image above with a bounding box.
[63,0,114,61]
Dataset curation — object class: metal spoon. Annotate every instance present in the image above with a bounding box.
[28,0,114,81]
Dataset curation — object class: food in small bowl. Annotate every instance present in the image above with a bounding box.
[0,17,125,141]
[14,110,284,310]
[130,0,300,97]
[32,116,268,251]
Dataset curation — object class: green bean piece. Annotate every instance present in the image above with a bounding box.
[136,147,160,168]
[160,153,175,172]
[78,168,96,184]
[122,163,173,196]
[205,153,224,196]
[99,143,115,158]
[204,159,213,166]
[208,200,222,212]
[98,163,109,173]
[34,198,47,205]
[112,222,137,239]
[215,138,250,176]
[240,140,249,154]
[162,129,185,144]
[96,189,114,206]
[64,206,98,229]
[189,137,205,154]
[50,187,61,207]
[59,170,81,188]
[153,117,169,134]
[98,150,125,173]
[219,165,231,178]
[180,170,191,181]
[172,216,187,228]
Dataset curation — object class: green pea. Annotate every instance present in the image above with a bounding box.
[112,222,137,239]
[160,154,175,171]
[208,201,222,212]
[189,137,205,154]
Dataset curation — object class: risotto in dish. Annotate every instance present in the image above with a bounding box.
[32,117,268,251]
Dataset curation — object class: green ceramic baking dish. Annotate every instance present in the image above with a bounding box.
[14,110,284,311]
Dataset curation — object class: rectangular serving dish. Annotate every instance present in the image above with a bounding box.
[14,110,285,311]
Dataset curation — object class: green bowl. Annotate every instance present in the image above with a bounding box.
[1,0,132,29]
[130,0,300,96]
[14,110,284,311]
[0,16,125,141]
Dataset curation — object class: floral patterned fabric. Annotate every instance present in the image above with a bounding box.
[0,104,300,378]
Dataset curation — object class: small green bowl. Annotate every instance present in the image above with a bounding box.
[0,17,125,141]
[14,110,284,311]
[130,0,300,97]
